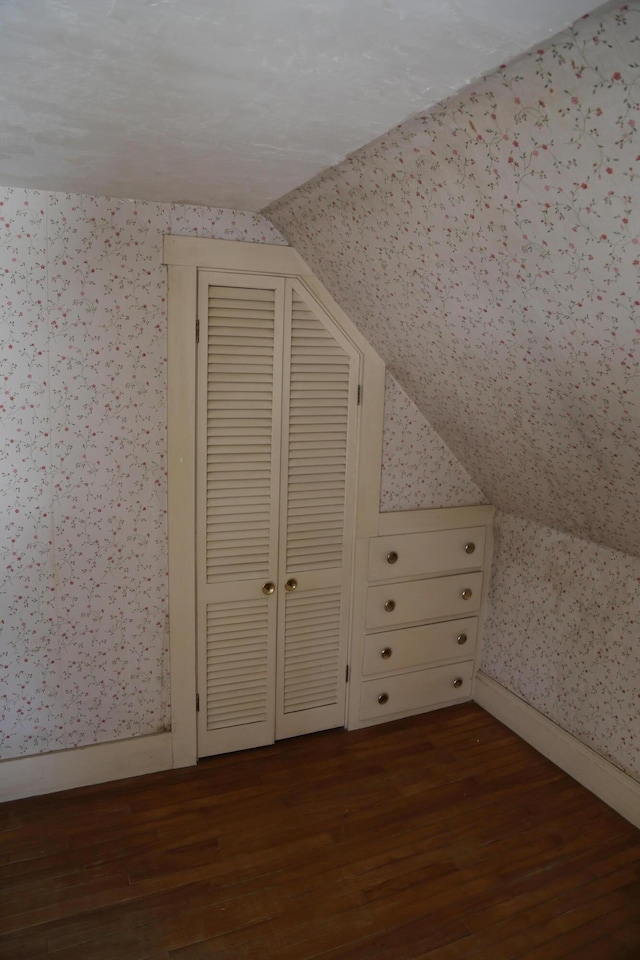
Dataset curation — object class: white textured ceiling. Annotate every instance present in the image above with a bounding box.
[0,0,603,210]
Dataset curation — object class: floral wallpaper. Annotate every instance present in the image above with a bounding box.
[0,188,286,760]
[380,372,486,511]
[1,186,463,762]
[482,511,640,781]
[266,1,640,561]
[266,1,640,778]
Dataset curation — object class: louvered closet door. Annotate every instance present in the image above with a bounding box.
[275,280,360,740]
[196,272,285,757]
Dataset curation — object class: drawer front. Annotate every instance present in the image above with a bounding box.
[368,526,486,581]
[366,571,483,630]
[362,617,478,676]
[360,661,474,720]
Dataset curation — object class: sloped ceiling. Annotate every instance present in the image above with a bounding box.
[266,2,640,558]
[0,0,602,209]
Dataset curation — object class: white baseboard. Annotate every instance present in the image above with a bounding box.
[474,672,640,830]
[0,731,173,803]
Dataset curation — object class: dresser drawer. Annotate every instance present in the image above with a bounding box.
[366,571,483,630]
[368,526,485,581]
[360,661,474,720]
[362,617,478,676]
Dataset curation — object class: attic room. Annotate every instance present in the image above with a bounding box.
[1,0,639,956]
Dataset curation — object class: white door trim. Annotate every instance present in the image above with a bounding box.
[164,237,386,768]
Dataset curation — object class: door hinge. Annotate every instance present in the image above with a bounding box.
[357,384,361,405]
[196,692,200,712]
[345,664,350,683]
[196,316,200,344]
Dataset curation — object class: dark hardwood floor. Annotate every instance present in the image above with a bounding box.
[1,704,639,960]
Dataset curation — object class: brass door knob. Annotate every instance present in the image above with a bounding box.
[456,633,468,645]
[461,588,472,600]
[386,551,398,564]
[380,647,392,660]
[262,582,275,595]
[384,599,396,612]
[377,693,389,705]
[464,542,476,555]
[452,677,463,689]
[284,578,298,592]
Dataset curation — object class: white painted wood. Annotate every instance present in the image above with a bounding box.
[164,239,381,357]
[348,506,494,731]
[164,237,307,275]
[377,505,495,536]
[167,264,198,768]
[196,273,283,757]
[293,283,387,540]
[166,237,386,762]
[474,673,640,831]
[0,733,172,803]
[360,661,473,721]
[355,345,386,540]
[198,591,277,756]
[471,518,495,691]
[345,537,371,729]
[366,571,483,630]
[275,281,359,739]
[362,617,479,676]
[368,526,486,582]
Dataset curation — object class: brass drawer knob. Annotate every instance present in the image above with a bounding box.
[464,542,476,555]
[386,551,398,564]
[461,588,472,600]
[262,581,275,595]
[452,677,463,689]
[380,647,392,660]
[377,693,389,705]
[284,578,298,592]
[384,599,396,612]
[457,633,468,645]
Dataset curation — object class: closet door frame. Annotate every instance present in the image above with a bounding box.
[164,236,385,768]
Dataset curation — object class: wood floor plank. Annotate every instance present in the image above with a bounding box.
[0,704,638,960]
[517,901,640,960]
[463,836,640,935]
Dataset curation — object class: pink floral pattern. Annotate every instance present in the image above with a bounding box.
[380,373,486,511]
[483,512,640,780]
[0,185,452,763]
[266,2,640,778]
[267,2,640,560]
[0,188,285,759]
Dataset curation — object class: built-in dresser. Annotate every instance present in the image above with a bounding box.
[347,505,494,729]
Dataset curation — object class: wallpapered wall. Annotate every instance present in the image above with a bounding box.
[483,512,640,780]
[266,1,640,561]
[381,373,486,511]
[266,2,640,778]
[0,189,286,760]
[1,188,465,761]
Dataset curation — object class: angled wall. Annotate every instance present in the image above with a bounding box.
[266,2,640,779]
[266,1,640,560]
[483,512,640,780]
[381,373,486,511]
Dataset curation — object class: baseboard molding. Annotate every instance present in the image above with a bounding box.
[0,731,173,803]
[474,672,640,830]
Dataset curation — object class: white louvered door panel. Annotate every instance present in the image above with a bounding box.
[196,273,284,757]
[276,281,360,739]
